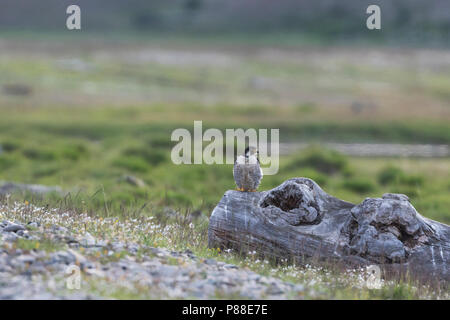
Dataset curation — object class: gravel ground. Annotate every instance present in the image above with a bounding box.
[1,202,446,300]
[0,219,307,299]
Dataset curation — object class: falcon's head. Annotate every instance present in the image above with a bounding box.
[245,146,258,158]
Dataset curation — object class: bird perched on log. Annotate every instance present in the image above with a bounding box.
[233,146,263,192]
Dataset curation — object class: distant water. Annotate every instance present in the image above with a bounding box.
[278,143,449,158]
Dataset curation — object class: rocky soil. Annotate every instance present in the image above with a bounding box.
[0,215,308,299]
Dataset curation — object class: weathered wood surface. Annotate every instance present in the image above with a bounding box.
[208,178,449,282]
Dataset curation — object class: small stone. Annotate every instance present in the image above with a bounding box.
[112,242,125,252]
[0,182,62,196]
[85,268,105,277]
[3,223,25,232]
[203,258,217,265]
[82,261,97,270]
[51,225,68,233]
[79,232,96,247]
[27,222,39,228]
[49,251,76,265]
[2,232,18,242]
[68,242,80,248]
[16,255,36,265]
[170,251,181,257]
[266,284,284,295]
[66,249,87,265]
[127,244,139,254]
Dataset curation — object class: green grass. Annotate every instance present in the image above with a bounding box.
[0,122,448,223]
[15,238,64,253]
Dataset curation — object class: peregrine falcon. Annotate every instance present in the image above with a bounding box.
[233,146,263,192]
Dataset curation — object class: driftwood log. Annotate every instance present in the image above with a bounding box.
[208,178,449,282]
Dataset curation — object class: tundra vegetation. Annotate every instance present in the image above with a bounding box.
[0,33,449,299]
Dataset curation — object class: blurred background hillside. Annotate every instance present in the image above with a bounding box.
[0,0,449,224]
[1,0,450,46]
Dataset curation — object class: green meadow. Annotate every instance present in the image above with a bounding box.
[0,105,449,223]
[0,35,448,221]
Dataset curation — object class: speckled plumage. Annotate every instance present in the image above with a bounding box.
[233,147,263,192]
